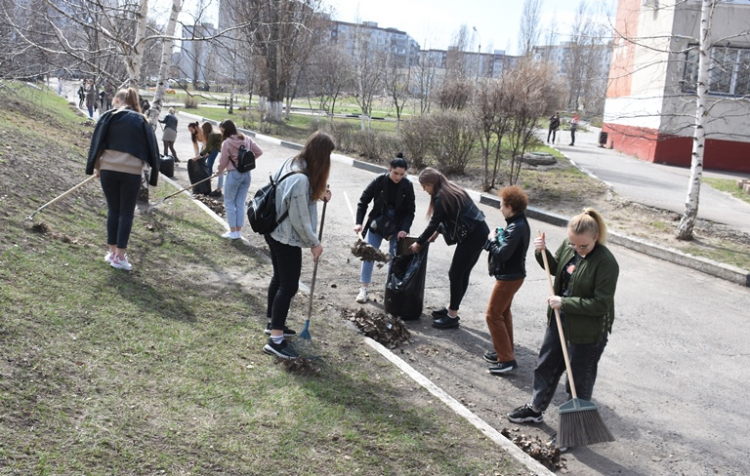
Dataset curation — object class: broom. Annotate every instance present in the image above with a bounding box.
[297,192,328,343]
[538,231,615,448]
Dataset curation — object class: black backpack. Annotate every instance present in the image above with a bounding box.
[247,169,301,234]
[233,145,256,173]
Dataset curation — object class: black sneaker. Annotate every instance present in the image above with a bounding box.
[264,323,296,337]
[508,404,543,423]
[488,360,518,375]
[208,190,222,198]
[263,339,299,360]
[483,351,498,363]
[431,307,449,319]
[432,315,460,329]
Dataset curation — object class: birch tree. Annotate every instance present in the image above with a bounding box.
[518,0,543,57]
[147,0,181,127]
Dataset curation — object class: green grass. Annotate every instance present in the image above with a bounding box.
[0,83,525,475]
[704,177,750,205]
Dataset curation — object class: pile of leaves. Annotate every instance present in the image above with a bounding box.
[500,428,565,471]
[275,356,321,376]
[193,194,225,217]
[351,238,390,263]
[342,308,411,348]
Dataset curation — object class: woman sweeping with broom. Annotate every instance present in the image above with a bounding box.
[508,208,618,451]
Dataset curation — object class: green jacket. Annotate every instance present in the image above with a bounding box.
[536,239,619,344]
[200,132,222,155]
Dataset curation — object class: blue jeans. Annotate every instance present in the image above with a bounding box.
[265,234,301,328]
[224,170,251,229]
[99,170,141,249]
[531,312,609,412]
[205,150,223,189]
[360,221,399,284]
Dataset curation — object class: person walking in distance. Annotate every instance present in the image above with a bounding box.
[483,186,531,374]
[84,79,98,119]
[569,114,579,146]
[78,79,85,108]
[216,119,263,240]
[547,112,560,144]
[507,209,619,451]
[353,153,416,303]
[263,132,335,359]
[409,167,490,329]
[85,87,160,271]
[159,107,180,162]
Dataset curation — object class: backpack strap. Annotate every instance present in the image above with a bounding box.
[272,168,304,225]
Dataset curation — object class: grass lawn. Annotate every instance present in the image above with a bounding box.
[704,177,750,205]
[0,83,527,475]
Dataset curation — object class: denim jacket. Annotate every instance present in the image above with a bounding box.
[269,159,320,248]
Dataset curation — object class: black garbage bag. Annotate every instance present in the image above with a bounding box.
[187,156,211,195]
[159,154,175,178]
[384,238,429,320]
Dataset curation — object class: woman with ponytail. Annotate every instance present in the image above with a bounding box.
[85,88,160,271]
[409,167,489,329]
[507,208,620,445]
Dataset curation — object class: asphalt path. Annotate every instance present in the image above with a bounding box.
[551,128,750,235]
[154,116,750,476]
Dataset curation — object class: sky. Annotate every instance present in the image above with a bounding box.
[323,0,616,55]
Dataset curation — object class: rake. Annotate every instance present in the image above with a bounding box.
[26,175,97,221]
[538,230,615,448]
[297,195,328,343]
[149,170,222,210]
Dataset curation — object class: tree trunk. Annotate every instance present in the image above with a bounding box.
[677,0,713,241]
[148,0,181,127]
[127,0,149,87]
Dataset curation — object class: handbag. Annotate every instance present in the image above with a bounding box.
[370,213,398,239]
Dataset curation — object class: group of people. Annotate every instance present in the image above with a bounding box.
[78,79,115,119]
[84,94,619,447]
[547,112,579,146]
[355,162,619,449]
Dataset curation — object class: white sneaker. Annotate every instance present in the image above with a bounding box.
[110,254,132,271]
[356,287,369,303]
[221,231,234,239]
[231,231,243,240]
[104,252,114,263]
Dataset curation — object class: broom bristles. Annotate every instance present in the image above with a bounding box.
[558,400,615,448]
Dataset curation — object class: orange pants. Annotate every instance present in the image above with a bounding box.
[485,278,524,363]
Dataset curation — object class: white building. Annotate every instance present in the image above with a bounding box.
[603,0,750,173]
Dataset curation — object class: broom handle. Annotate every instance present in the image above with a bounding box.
[538,231,579,400]
[306,190,328,319]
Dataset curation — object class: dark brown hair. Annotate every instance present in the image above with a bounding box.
[418,167,470,217]
[219,119,244,141]
[201,122,215,140]
[499,185,528,213]
[188,122,199,143]
[294,131,335,201]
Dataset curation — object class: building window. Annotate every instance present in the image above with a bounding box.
[683,44,750,97]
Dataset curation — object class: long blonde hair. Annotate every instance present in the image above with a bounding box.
[569,208,607,244]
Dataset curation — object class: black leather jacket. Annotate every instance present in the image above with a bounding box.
[417,194,486,246]
[85,108,160,186]
[356,173,416,235]
[485,212,530,280]
[159,113,178,131]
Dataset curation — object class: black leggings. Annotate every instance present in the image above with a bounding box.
[265,234,302,329]
[448,221,489,311]
[163,141,177,159]
[100,170,141,249]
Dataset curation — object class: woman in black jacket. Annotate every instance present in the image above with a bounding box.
[409,167,489,329]
[158,107,179,162]
[483,186,531,374]
[353,154,416,303]
[85,87,159,271]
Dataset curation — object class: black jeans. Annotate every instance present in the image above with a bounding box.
[448,220,490,311]
[570,129,576,145]
[265,234,302,329]
[531,313,608,412]
[100,170,141,249]
[547,128,557,143]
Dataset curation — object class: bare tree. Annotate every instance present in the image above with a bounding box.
[147,0,181,126]
[350,22,387,130]
[308,41,352,119]
[383,53,410,132]
[518,0,543,57]
[475,78,513,191]
[412,49,439,115]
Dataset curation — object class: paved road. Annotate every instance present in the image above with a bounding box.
[156,117,750,476]
[551,128,750,235]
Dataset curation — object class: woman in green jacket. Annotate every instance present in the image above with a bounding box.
[507,208,619,437]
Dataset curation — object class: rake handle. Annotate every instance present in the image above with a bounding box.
[158,170,222,203]
[306,192,328,320]
[29,175,98,219]
[538,230,579,400]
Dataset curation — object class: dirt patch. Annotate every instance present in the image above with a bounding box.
[275,356,322,376]
[342,308,411,348]
[193,195,225,217]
